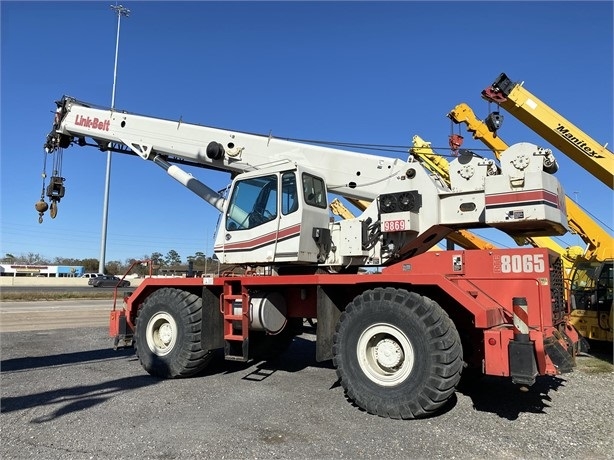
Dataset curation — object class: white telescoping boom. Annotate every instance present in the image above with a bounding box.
[44,96,568,271]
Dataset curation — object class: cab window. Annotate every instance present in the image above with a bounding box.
[302,173,327,209]
[282,172,299,215]
[226,174,278,230]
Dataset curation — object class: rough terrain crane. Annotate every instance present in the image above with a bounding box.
[41,95,580,419]
[448,100,614,342]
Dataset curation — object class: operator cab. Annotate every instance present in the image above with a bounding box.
[571,260,613,312]
[214,164,331,265]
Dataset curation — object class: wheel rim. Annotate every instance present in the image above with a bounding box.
[146,312,178,356]
[356,323,414,387]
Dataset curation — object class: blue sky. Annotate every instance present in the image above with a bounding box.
[1,1,613,264]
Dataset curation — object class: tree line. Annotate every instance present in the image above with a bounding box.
[1,250,220,277]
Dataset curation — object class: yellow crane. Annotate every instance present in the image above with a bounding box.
[448,98,613,342]
[481,72,614,188]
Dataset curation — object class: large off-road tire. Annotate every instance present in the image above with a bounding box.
[333,287,463,419]
[135,288,212,378]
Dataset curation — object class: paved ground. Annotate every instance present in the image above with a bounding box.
[0,300,110,332]
[0,301,613,459]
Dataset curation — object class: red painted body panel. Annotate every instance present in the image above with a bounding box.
[110,247,574,378]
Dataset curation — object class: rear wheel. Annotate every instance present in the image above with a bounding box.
[135,288,212,378]
[333,287,463,419]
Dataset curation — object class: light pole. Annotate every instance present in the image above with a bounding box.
[99,4,130,274]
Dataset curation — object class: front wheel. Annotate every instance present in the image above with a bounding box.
[135,288,212,378]
[333,287,463,419]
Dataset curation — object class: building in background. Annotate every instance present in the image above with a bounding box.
[0,264,84,277]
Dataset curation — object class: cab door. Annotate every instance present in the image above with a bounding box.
[218,172,281,264]
[214,165,329,265]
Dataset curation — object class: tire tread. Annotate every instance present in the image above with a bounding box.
[135,288,212,378]
[333,287,463,419]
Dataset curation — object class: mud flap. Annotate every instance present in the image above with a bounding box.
[544,336,575,373]
[201,287,224,353]
[110,310,133,350]
[508,335,538,385]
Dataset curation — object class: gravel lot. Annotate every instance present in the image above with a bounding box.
[1,320,613,459]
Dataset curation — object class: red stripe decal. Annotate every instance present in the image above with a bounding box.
[216,224,301,252]
[485,189,558,207]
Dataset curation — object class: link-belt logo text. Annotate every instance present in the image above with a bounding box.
[555,123,602,158]
[75,114,110,131]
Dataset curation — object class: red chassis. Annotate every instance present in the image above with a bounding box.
[110,247,579,381]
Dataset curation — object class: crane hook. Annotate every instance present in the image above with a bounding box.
[35,199,49,224]
[50,201,58,219]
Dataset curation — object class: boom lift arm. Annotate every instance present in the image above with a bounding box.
[43,96,569,270]
[481,72,614,189]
